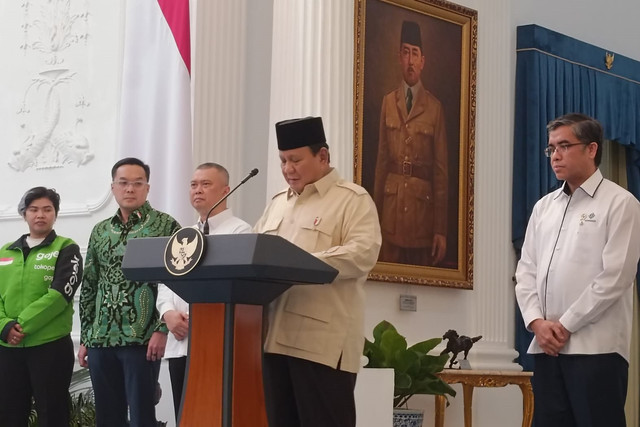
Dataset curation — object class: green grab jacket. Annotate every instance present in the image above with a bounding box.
[0,231,83,347]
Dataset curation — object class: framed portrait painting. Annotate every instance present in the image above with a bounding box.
[354,0,477,288]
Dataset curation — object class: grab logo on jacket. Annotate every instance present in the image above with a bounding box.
[0,258,14,266]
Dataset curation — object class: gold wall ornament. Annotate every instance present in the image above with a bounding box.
[605,52,615,70]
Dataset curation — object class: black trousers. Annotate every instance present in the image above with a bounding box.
[533,353,628,427]
[168,356,187,422]
[0,335,74,427]
[262,353,357,427]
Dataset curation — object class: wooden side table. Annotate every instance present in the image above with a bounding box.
[434,369,533,427]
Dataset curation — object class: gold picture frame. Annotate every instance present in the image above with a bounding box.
[354,0,477,288]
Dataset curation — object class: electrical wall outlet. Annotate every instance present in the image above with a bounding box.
[399,294,417,311]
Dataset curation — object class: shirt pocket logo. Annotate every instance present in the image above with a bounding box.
[579,212,596,226]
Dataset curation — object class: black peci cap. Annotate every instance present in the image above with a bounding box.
[401,21,422,49]
[275,116,327,151]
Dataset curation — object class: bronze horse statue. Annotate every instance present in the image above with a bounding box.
[441,329,482,369]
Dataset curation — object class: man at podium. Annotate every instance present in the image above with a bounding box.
[254,116,381,427]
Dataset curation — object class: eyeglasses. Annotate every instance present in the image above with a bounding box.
[113,180,147,189]
[543,142,590,158]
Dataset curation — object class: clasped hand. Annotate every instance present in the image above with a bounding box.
[164,310,189,341]
[530,319,571,356]
[7,324,25,345]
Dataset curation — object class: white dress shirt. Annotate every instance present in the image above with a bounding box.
[515,169,640,362]
[156,208,252,358]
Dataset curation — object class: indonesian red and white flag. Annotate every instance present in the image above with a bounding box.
[117,0,193,226]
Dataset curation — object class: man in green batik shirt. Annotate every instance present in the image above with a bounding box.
[78,157,180,427]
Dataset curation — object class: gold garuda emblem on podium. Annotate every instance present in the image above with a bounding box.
[164,227,205,276]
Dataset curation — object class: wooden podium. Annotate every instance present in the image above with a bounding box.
[122,234,338,427]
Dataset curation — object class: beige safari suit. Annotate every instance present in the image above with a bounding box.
[254,169,381,373]
[374,82,448,260]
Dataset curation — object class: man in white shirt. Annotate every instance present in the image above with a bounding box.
[156,163,252,421]
[515,113,640,426]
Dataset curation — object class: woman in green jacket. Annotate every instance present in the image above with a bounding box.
[0,187,83,427]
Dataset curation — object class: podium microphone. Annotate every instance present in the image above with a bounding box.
[202,168,259,235]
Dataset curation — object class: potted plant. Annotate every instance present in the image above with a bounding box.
[363,320,456,427]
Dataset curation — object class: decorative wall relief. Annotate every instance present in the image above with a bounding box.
[0,0,123,220]
[11,0,94,171]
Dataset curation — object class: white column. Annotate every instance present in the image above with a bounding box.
[266,0,354,198]
[466,0,520,370]
[192,0,247,194]
[191,0,273,224]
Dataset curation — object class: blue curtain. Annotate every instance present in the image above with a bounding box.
[512,25,640,371]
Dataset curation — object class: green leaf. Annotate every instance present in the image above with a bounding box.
[394,371,412,389]
[372,320,396,344]
[363,338,387,368]
[380,329,407,365]
[408,337,441,354]
[394,347,418,373]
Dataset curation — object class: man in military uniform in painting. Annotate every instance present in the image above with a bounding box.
[374,20,448,266]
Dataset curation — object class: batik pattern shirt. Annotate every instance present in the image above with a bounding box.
[80,201,180,347]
